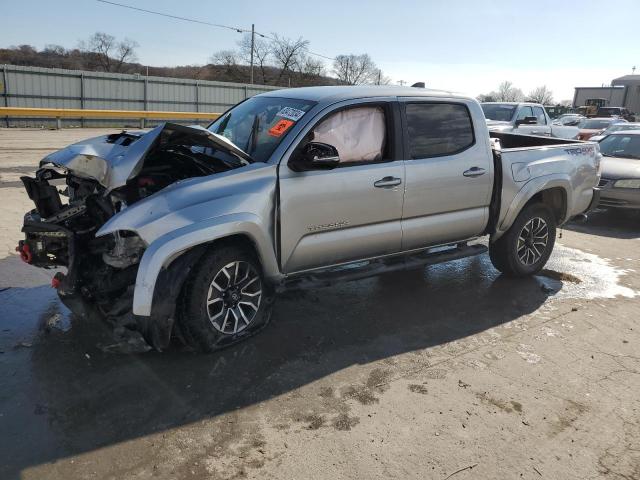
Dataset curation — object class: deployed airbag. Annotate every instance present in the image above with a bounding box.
[311,106,386,163]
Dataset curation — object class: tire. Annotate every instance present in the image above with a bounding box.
[489,203,556,277]
[179,244,274,353]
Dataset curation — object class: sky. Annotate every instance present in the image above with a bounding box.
[2,0,639,101]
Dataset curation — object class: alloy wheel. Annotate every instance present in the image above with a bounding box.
[205,261,262,334]
[517,217,549,266]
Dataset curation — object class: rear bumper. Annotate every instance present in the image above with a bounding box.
[586,187,601,213]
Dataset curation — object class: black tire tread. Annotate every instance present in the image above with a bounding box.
[178,244,273,353]
[489,203,556,277]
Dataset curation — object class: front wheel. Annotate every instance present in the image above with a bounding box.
[489,203,556,277]
[179,245,274,352]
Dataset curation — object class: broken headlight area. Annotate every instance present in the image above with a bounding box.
[18,168,152,350]
[18,124,251,351]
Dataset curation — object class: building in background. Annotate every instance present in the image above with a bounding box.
[573,75,640,114]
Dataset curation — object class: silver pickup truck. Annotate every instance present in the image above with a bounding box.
[482,102,580,140]
[17,86,600,352]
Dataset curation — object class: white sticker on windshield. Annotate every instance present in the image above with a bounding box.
[276,107,306,122]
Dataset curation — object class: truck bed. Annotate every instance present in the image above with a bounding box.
[490,131,599,236]
[490,131,583,149]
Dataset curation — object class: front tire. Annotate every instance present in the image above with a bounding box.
[179,244,274,352]
[489,203,556,277]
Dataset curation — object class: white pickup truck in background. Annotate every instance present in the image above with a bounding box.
[481,102,580,140]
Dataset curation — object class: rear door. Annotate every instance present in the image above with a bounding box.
[399,99,493,250]
[278,99,405,273]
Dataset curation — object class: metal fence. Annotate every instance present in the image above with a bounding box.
[0,64,280,128]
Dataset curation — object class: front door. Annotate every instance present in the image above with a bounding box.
[278,101,404,273]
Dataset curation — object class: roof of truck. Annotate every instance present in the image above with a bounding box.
[258,85,466,103]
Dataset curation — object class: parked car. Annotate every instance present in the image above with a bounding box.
[577,117,627,140]
[589,122,640,142]
[596,107,636,122]
[553,113,586,126]
[596,131,640,209]
[18,86,600,352]
[481,102,579,139]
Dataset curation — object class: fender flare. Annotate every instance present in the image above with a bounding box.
[132,213,279,317]
[495,175,571,239]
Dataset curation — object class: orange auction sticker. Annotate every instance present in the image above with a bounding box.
[268,119,295,137]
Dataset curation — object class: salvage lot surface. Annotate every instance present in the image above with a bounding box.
[1,128,639,480]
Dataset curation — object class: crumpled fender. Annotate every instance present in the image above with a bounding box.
[132,212,280,317]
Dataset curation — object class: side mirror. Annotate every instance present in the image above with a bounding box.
[515,116,538,127]
[289,142,340,172]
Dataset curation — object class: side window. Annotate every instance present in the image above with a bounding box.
[310,106,387,164]
[405,103,474,158]
[516,106,533,120]
[533,106,547,125]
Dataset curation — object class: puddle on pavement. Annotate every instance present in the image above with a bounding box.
[541,243,638,300]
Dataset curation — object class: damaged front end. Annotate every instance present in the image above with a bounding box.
[18,123,252,351]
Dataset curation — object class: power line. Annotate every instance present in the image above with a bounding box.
[95,0,335,61]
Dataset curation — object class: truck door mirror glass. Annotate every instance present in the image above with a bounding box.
[516,116,538,127]
[289,142,341,172]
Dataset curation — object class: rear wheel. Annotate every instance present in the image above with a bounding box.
[489,203,556,277]
[179,244,274,352]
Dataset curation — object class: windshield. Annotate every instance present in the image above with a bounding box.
[481,104,517,122]
[599,134,640,159]
[208,96,317,162]
[578,119,612,130]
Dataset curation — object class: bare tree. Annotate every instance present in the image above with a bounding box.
[496,81,525,102]
[80,32,138,72]
[299,55,325,77]
[238,34,271,84]
[332,54,380,85]
[210,49,245,82]
[372,68,391,85]
[270,34,309,85]
[477,93,497,102]
[526,85,554,105]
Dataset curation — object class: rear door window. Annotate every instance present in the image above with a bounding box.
[404,103,475,159]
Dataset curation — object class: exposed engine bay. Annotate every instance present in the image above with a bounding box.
[17,123,252,351]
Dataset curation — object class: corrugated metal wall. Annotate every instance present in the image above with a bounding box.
[0,64,280,127]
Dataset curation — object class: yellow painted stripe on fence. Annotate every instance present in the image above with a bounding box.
[0,107,221,120]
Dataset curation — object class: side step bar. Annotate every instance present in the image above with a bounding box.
[279,243,488,291]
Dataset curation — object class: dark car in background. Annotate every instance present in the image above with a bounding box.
[597,131,640,210]
[596,107,636,122]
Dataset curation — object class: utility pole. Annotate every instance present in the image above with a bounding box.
[633,66,637,75]
[250,23,255,85]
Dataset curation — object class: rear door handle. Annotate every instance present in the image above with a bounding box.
[463,167,486,178]
[374,176,402,188]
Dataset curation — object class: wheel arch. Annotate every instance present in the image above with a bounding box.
[132,214,281,317]
[494,176,572,241]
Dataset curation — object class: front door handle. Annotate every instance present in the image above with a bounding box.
[463,167,486,178]
[374,176,402,188]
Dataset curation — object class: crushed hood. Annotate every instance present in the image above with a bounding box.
[40,123,252,191]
